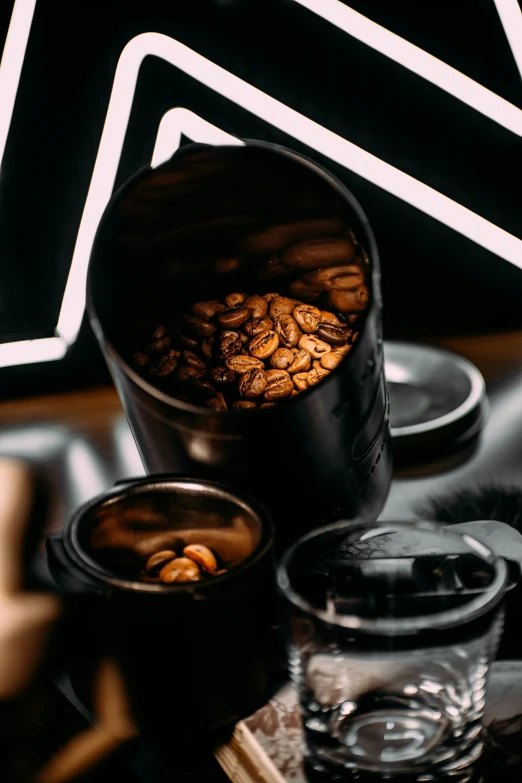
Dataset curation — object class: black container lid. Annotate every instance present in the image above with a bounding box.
[384,341,487,462]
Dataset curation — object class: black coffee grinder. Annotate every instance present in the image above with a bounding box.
[87,142,392,547]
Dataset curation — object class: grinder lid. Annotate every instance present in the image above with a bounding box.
[384,340,487,461]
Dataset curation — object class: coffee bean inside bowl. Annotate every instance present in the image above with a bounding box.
[138,543,227,584]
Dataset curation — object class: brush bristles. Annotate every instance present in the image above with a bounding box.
[418,486,522,531]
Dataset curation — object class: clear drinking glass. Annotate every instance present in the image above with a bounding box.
[277,520,508,782]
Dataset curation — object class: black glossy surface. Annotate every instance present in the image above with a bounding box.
[47,477,279,736]
[88,143,392,547]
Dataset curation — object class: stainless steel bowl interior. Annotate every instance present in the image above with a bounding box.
[69,480,265,586]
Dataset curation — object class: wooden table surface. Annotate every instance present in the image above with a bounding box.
[0,330,521,782]
[1,330,520,441]
[0,328,519,563]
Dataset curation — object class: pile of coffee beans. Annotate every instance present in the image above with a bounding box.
[139,543,226,584]
[130,231,369,409]
[132,293,363,410]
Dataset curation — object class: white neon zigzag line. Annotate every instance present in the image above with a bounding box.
[493,0,522,86]
[0,0,37,170]
[56,32,522,346]
[0,0,62,366]
[295,0,522,137]
[0,5,521,364]
[151,108,243,167]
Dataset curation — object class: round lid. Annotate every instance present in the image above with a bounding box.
[384,341,486,460]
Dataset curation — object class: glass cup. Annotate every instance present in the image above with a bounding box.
[277,520,509,781]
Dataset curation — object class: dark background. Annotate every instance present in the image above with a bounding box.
[0,0,521,398]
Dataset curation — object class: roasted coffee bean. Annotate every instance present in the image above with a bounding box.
[215,257,240,274]
[243,316,274,337]
[315,323,351,346]
[176,365,200,385]
[216,306,250,329]
[159,557,201,583]
[239,368,268,399]
[298,334,331,358]
[263,258,285,283]
[206,393,228,411]
[352,332,360,343]
[145,550,176,576]
[185,375,216,400]
[269,296,299,319]
[320,310,341,325]
[241,219,344,254]
[287,349,311,374]
[320,351,345,370]
[293,304,321,333]
[330,272,367,291]
[232,400,257,410]
[281,236,357,270]
[328,285,369,313]
[148,355,177,377]
[146,335,171,355]
[182,313,217,337]
[290,389,301,398]
[270,348,295,370]
[288,279,321,302]
[225,355,264,374]
[216,330,242,359]
[260,403,277,409]
[134,262,366,409]
[151,325,167,339]
[208,366,236,386]
[243,295,268,320]
[265,369,294,401]
[293,372,310,391]
[191,300,225,320]
[181,350,207,370]
[133,352,150,368]
[308,365,331,386]
[335,342,353,357]
[176,332,199,351]
[259,259,288,281]
[266,369,289,382]
[303,264,364,290]
[200,337,215,361]
[273,314,300,349]
[183,544,218,574]
[216,569,229,575]
[249,330,279,359]
[225,292,247,307]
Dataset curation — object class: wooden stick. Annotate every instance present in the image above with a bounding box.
[0,458,34,595]
[214,721,286,783]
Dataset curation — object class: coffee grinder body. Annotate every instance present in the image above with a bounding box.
[87,143,392,546]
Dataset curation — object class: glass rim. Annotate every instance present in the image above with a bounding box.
[276,519,509,636]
